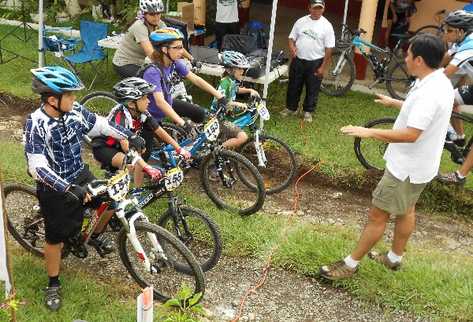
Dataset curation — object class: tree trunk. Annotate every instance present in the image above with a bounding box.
[64,0,81,17]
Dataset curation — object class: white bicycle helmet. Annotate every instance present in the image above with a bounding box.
[222,51,251,69]
[139,0,164,13]
[113,77,155,101]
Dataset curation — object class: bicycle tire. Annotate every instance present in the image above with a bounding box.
[238,134,297,194]
[200,149,266,216]
[118,221,205,304]
[3,183,45,257]
[158,205,222,273]
[414,25,443,37]
[354,118,396,171]
[385,61,414,100]
[79,91,119,116]
[320,50,355,97]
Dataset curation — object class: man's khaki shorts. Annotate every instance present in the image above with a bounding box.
[372,170,428,216]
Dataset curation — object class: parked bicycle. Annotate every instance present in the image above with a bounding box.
[413,9,446,36]
[321,24,414,100]
[4,150,205,303]
[354,111,473,172]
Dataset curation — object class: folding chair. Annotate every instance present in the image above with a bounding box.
[65,20,108,89]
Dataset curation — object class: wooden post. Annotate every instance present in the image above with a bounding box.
[354,0,379,80]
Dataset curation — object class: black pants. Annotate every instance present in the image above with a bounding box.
[215,22,240,50]
[142,99,207,161]
[286,57,324,113]
[113,63,141,79]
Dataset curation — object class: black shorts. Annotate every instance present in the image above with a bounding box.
[92,145,121,170]
[455,85,473,105]
[37,165,100,244]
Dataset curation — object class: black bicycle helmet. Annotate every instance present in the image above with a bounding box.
[444,10,473,31]
[113,77,155,101]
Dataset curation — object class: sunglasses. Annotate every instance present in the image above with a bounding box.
[146,12,161,16]
[168,45,184,50]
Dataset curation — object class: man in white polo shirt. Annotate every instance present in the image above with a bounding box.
[320,34,454,280]
[280,0,335,122]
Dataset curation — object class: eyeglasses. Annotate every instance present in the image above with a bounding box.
[168,45,184,50]
[146,12,161,16]
[446,28,456,33]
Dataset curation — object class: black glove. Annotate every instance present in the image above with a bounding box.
[128,135,146,152]
[216,97,228,113]
[181,120,196,136]
[65,184,86,205]
[191,59,202,69]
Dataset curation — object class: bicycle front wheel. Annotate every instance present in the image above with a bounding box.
[3,183,45,257]
[200,149,266,216]
[79,91,119,116]
[238,135,297,194]
[118,221,205,304]
[158,205,222,273]
[385,61,414,100]
[354,118,395,171]
[321,50,355,97]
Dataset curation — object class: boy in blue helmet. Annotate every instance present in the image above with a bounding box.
[24,66,145,311]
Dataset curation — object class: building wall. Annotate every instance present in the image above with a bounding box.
[410,0,470,31]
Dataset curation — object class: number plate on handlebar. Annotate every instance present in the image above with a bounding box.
[164,167,184,191]
[257,102,270,121]
[204,118,220,141]
[107,170,130,201]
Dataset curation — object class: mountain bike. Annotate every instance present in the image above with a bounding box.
[231,96,297,194]
[152,106,266,216]
[413,9,446,37]
[321,24,414,100]
[117,152,223,273]
[354,111,473,171]
[3,150,205,303]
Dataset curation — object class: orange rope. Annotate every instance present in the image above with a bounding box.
[230,164,319,322]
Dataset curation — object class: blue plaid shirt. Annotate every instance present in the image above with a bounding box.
[24,102,132,192]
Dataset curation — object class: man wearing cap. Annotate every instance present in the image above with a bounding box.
[281,0,335,122]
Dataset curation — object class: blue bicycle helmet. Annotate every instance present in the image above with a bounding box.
[149,28,184,47]
[31,66,84,94]
[222,50,251,69]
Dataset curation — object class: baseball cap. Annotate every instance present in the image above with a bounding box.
[310,0,325,8]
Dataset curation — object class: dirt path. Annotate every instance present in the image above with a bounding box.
[2,98,472,321]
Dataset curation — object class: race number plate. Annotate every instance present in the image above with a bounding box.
[164,167,184,191]
[257,102,270,121]
[107,170,130,201]
[204,118,220,141]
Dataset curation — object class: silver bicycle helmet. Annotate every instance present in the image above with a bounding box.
[222,51,251,69]
[444,10,473,31]
[113,77,155,101]
[139,0,164,13]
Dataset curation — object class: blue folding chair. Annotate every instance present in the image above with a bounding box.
[65,20,108,88]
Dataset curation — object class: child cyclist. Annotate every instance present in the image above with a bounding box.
[211,50,260,149]
[24,66,146,311]
[91,77,191,186]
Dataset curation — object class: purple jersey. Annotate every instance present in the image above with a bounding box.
[143,59,189,121]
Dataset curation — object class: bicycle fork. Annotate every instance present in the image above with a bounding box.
[253,130,267,167]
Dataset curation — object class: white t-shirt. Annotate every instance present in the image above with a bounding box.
[216,0,239,23]
[384,69,454,184]
[288,15,335,61]
[449,35,473,80]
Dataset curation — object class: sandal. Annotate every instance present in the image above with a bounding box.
[44,286,61,311]
[368,251,402,271]
[319,260,358,280]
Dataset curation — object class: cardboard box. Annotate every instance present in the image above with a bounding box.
[193,0,206,26]
[177,2,195,30]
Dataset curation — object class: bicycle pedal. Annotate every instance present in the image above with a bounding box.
[71,245,88,259]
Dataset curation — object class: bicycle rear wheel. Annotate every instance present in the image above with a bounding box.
[3,183,45,257]
[414,25,443,37]
[79,91,119,116]
[200,149,266,216]
[238,134,297,194]
[354,118,396,171]
[385,61,414,100]
[118,221,205,304]
[158,205,222,272]
[321,49,355,97]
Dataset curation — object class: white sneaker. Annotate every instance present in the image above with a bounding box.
[280,109,297,116]
[303,112,313,122]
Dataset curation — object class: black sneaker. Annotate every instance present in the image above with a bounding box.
[44,286,61,311]
[88,234,114,257]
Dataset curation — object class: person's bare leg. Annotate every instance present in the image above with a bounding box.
[222,132,248,150]
[459,148,473,177]
[351,206,390,260]
[391,206,416,256]
[451,103,464,136]
[44,242,63,277]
